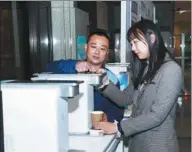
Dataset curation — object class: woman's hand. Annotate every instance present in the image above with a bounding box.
[93,122,117,134]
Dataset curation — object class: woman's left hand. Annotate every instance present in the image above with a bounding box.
[93,122,117,134]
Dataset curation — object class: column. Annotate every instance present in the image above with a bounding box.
[51,1,76,60]
[120,1,132,63]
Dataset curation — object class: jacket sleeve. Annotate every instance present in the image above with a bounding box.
[120,62,182,137]
[101,78,135,107]
[46,59,78,73]
[102,73,124,122]
[104,69,119,86]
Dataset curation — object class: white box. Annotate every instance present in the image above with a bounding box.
[2,82,79,152]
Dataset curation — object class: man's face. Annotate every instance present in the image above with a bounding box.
[85,35,109,66]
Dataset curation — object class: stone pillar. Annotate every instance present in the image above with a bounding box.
[120,1,132,63]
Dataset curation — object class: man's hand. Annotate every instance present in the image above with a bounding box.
[95,68,105,74]
[93,122,117,134]
[75,61,96,73]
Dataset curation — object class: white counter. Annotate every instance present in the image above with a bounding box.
[69,134,119,152]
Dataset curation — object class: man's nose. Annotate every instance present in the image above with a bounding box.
[94,47,100,54]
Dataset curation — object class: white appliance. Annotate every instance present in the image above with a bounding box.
[31,73,102,134]
[1,80,80,152]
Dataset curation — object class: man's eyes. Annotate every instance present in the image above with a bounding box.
[100,48,106,51]
[90,45,97,48]
[90,46,107,51]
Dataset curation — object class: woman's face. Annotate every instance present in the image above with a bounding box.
[130,34,150,60]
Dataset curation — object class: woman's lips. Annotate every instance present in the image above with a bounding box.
[135,53,140,56]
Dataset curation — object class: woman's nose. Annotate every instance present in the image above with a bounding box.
[131,44,136,51]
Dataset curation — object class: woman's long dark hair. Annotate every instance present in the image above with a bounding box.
[127,19,172,89]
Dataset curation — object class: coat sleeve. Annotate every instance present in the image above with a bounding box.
[104,69,119,86]
[46,59,78,73]
[101,78,135,107]
[119,62,182,137]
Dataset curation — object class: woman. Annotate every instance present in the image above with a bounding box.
[94,19,182,152]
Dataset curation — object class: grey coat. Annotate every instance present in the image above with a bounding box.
[101,57,182,152]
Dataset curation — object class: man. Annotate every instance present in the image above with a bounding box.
[46,30,124,122]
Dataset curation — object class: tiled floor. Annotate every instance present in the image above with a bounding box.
[176,66,191,152]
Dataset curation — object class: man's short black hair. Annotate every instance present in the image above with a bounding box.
[87,29,110,43]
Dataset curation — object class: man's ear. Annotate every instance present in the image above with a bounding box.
[105,49,110,62]
[85,44,87,53]
[150,34,156,44]
[107,49,109,54]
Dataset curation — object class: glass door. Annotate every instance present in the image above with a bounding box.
[174,33,191,94]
